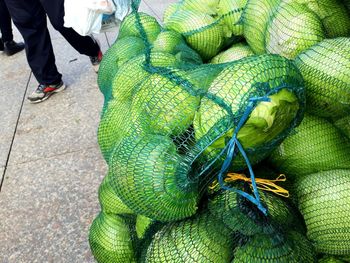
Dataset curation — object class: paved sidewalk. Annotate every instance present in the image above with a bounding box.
[0,1,175,262]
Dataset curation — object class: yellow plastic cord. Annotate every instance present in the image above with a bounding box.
[209,173,290,198]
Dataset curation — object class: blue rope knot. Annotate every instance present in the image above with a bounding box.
[218,96,271,216]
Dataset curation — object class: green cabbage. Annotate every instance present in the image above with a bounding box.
[242,0,281,54]
[111,52,179,102]
[131,71,200,136]
[217,0,247,36]
[97,36,145,102]
[265,2,325,59]
[210,42,254,64]
[145,212,235,262]
[232,231,316,262]
[152,30,184,53]
[89,212,136,263]
[194,54,303,169]
[109,135,199,222]
[98,172,134,215]
[295,37,350,119]
[334,115,350,140]
[165,10,224,60]
[118,12,161,43]
[269,114,350,179]
[295,169,350,255]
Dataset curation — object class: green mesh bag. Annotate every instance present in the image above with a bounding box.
[242,0,281,54]
[109,134,199,222]
[334,115,350,140]
[210,42,254,64]
[152,30,203,65]
[295,169,350,255]
[144,212,235,262]
[89,212,137,263]
[194,54,304,170]
[295,37,350,119]
[265,1,325,59]
[302,0,350,38]
[164,10,225,60]
[98,172,134,215]
[208,187,300,236]
[232,231,316,262]
[217,0,247,36]
[97,36,145,103]
[269,114,350,179]
[318,255,348,263]
[118,12,161,43]
[111,52,180,103]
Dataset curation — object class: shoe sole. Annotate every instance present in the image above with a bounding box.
[29,84,66,104]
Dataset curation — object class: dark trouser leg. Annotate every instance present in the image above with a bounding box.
[4,0,62,85]
[40,0,100,57]
[0,0,13,42]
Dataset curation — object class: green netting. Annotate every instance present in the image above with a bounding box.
[210,42,254,64]
[268,114,350,179]
[295,38,350,120]
[318,255,348,263]
[232,231,316,262]
[208,187,302,236]
[89,212,137,263]
[90,0,350,262]
[144,212,235,262]
[242,0,350,59]
[295,169,350,255]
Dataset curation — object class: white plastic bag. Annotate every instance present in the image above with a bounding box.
[64,0,131,36]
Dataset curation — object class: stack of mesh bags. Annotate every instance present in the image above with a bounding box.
[89,0,350,262]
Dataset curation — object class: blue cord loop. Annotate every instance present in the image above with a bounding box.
[217,96,271,215]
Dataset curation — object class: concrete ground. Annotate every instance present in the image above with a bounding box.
[0,1,175,262]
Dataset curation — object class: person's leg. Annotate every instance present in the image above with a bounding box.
[0,0,13,42]
[4,0,61,85]
[40,0,100,57]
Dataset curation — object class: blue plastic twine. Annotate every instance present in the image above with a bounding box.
[217,96,271,215]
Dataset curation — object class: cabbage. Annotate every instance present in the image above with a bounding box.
[131,71,200,136]
[118,12,161,43]
[109,135,199,222]
[89,212,136,263]
[208,188,298,236]
[97,36,145,102]
[165,10,224,60]
[265,2,325,59]
[295,169,350,255]
[163,3,181,24]
[269,114,350,178]
[318,256,348,263]
[145,212,234,262]
[242,0,281,54]
[334,115,350,140]
[217,0,247,36]
[152,30,184,53]
[232,231,316,262]
[210,42,254,64]
[111,52,179,102]
[178,0,220,15]
[305,0,350,37]
[295,38,350,119]
[98,172,134,215]
[194,55,303,169]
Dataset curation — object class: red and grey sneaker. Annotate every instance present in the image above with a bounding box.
[27,81,66,103]
[89,36,103,73]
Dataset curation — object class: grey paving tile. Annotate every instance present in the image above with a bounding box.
[0,148,107,263]
[8,37,105,165]
[0,43,31,168]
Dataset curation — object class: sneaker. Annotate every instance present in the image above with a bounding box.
[89,36,103,73]
[0,38,4,51]
[28,81,66,103]
[4,40,25,56]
